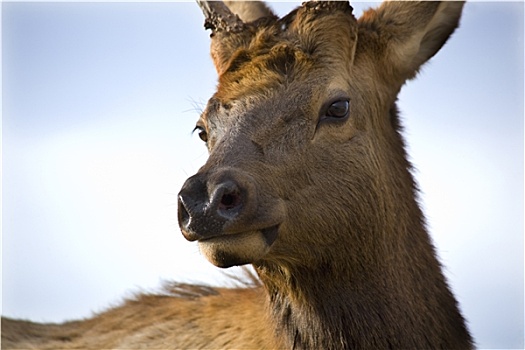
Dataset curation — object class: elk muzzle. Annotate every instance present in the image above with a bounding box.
[178,169,284,268]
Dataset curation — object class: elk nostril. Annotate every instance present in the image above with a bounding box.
[214,182,243,219]
[178,195,191,228]
[220,192,241,210]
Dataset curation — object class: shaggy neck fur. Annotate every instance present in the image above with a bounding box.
[257,241,471,349]
[256,223,472,349]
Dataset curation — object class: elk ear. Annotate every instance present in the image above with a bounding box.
[359,1,464,83]
[197,1,277,75]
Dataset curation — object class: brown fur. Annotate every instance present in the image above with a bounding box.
[2,1,473,349]
[2,282,280,349]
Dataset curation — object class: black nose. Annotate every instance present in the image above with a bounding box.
[178,175,245,241]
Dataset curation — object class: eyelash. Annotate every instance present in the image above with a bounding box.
[193,125,208,143]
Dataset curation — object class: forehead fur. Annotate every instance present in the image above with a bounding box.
[214,4,357,103]
[215,31,313,102]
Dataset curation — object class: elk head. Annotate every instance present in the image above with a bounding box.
[178,1,464,270]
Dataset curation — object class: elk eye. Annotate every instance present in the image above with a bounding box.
[325,99,350,119]
[193,125,208,143]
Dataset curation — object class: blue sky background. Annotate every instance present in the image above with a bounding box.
[2,2,523,348]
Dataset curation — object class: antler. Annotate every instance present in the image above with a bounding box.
[301,1,353,14]
[196,0,245,33]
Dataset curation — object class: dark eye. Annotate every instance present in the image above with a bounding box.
[193,125,208,143]
[324,99,350,119]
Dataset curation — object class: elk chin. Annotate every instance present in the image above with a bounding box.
[198,226,279,268]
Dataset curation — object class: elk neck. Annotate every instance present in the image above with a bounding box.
[254,223,469,348]
[253,128,470,348]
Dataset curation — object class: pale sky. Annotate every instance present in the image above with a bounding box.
[2,2,524,349]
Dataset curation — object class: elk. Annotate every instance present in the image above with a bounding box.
[2,1,474,349]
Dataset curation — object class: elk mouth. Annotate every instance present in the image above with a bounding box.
[197,225,280,268]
